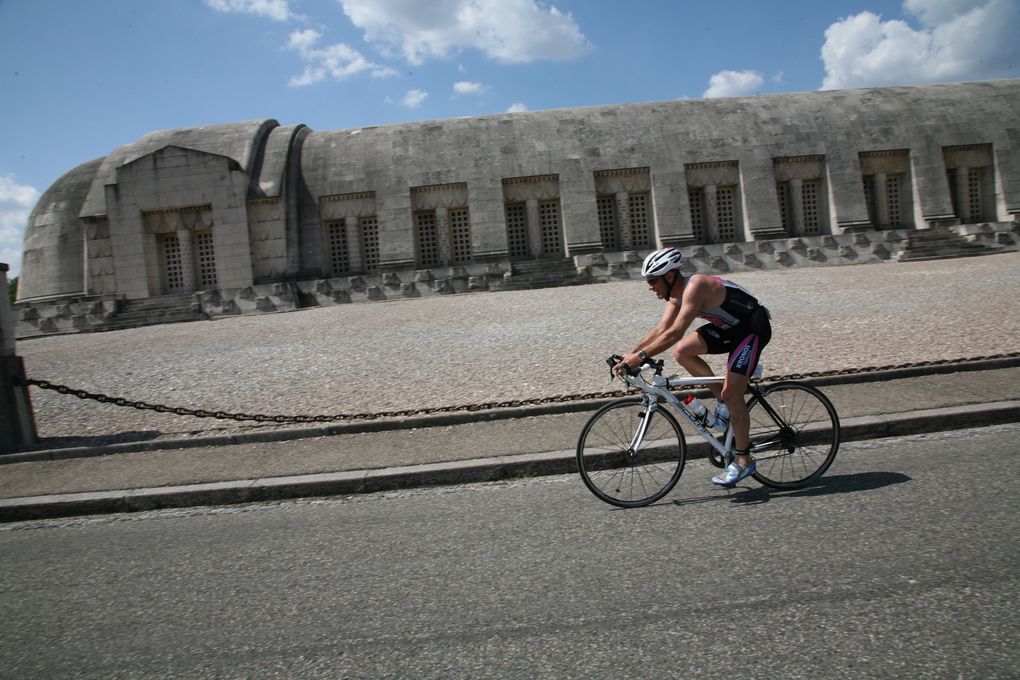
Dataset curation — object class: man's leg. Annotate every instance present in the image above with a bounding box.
[672,333,722,400]
[721,371,752,467]
[712,327,766,484]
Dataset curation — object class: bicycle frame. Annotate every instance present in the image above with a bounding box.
[619,364,774,463]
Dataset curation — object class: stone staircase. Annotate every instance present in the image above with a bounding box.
[502,258,587,290]
[897,227,1007,262]
[102,293,207,331]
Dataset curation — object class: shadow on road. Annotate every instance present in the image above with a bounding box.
[672,471,912,508]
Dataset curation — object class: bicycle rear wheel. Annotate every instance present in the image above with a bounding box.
[746,381,840,489]
[576,398,687,508]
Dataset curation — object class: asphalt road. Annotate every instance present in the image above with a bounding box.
[1,424,1018,679]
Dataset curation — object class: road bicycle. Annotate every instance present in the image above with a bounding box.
[576,356,840,508]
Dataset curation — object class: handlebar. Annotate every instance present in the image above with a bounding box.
[606,354,665,380]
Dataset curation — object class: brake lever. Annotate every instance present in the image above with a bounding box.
[606,354,624,382]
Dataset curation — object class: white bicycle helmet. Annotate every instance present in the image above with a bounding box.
[641,248,683,277]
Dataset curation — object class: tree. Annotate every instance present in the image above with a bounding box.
[8,277,17,304]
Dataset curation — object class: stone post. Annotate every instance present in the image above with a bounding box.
[704,185,718,243]
[345,216,362,273]
[954,166,970,223]
[526,199,541,258]
[435,207,450,265]
[789,179,804,237]
[874,173,889,227]
[0,263,38,453]
[176,228,196,293]
[615,192,631,249]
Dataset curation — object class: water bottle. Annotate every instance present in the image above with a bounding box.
[712,403,730,431]
[682,395,711,427]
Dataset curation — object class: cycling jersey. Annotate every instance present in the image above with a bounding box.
[672,276,762,329]
[673,275,771,376]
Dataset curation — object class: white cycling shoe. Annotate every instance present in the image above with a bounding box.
[712,460,756,487]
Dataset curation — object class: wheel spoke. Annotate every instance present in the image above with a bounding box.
[577,399,687,507]
[746,382,840,489]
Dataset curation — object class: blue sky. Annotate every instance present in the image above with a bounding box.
[1,0,1018,277]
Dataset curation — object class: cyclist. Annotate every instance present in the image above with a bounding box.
[613,247,772,487]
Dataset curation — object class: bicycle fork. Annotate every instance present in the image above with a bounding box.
[628,398,659,457]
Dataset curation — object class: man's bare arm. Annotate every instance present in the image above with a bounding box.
[630,302,680,353]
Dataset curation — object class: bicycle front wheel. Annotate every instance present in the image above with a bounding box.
[576,398,687,508]
[746,381,840,489]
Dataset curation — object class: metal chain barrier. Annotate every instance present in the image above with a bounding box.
[23,352,1020,424]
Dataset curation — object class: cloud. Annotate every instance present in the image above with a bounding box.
[453,81,486,94]
[205,0,294,21]
[286,28,397,86]
[340,0,591,65]
[0,175,41,278]
[506,102,528,113]
[402,89,429,108]
[820,0,1020,90]
[703,70,765,98]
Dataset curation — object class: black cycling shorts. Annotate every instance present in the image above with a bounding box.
[695,306,772,376]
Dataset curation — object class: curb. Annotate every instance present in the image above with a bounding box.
[5,356,1020,466]
[2,399,1018,523]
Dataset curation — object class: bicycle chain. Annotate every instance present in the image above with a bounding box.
[23,352,1020,424]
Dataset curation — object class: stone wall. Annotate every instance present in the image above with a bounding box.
[16,80,1020,330]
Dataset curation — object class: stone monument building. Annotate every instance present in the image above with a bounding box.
[15,79,1020,335]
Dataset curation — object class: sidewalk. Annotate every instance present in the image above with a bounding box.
[1,359,1018,522]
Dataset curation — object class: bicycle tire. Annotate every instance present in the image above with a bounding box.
[576,397,687,508]
[746,381,840,489]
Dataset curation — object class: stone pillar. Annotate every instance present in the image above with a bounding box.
[466,180,509,262]
[704,185,718,243]
[651,169,695,247]
[176,228,195,293]
[615,192,631,248]
[740,153,788,240]
[826,149,872,233]
[0,263,38,453]
[912,142,957,230]
[954,165,970,222]
[526,199,541,258]
[789,179,804,237]
[874,173,889,227]
[435,207,450,264]
[345,216,362,272]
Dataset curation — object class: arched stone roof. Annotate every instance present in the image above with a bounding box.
[299,79,1019,195]
[79,119,278,218]
[18,157,103,301]
[15,80,1020,303]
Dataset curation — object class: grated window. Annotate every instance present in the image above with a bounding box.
[415,210,440,267]
[539,199,562,256]
[505,202,529,259]
[968,168,983,222]
[886,176,901,227]
[688,187,705,243]
[161,233,185,293]
[194,230,217,288]
[450,207,472,264]
[597,195,619,250]
[327,221,350,275]
[716,186,737,241]
[628,193,650,247]
[801,181,820,235]
[359,216,380,272]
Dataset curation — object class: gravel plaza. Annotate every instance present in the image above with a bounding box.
[15,253,1020,449]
